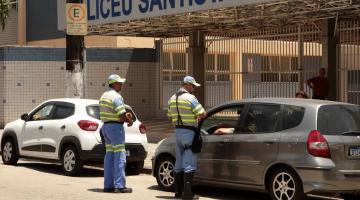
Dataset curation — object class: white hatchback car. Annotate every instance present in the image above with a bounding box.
[0,98,148,176]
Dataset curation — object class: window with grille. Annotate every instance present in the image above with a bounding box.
[261,56,298,82]
[161,52,187,81]
[206,54,231,81]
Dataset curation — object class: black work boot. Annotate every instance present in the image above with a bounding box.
[182,172,199,200]
[174,172,184,198]
[114,187,132,193]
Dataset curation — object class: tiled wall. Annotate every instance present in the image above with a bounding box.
[0,47,159,127]
[85,62,159,119]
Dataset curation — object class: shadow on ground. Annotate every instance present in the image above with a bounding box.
[15,162,104,177]
[148,185,270,200]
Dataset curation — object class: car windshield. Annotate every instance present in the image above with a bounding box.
[86,105,137,121]
[318,104,360,135]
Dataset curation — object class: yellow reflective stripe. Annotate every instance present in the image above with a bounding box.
[101,116,120,121]
[194,108,205,115]
[172,119,196,123]
[100,98,112,104]
[100,112,118,117]
[169,102,192,107]
[113,144,126,152]
[113,144,125,148]
[99,103,113,109]
[169,100,191,105]
[115,106,126,115]
[193,105,202,112]
[105,144,113,152]
[170,113,195,117]
[115,105,125,111]
[169,105,192,110]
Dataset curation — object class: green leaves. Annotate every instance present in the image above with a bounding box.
[0,0,10,30]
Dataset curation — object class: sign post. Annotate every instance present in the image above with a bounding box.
[66,0,86,98]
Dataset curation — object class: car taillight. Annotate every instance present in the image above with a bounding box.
[78,120,99,131]
[307,130,331,158]
[139,123,146,134]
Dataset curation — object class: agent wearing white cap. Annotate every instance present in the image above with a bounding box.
[99,74,133,193]
[167,76,206,199]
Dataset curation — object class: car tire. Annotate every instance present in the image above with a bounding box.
[126,161,144,175]
[268,167,305,200]
[155,155,175,191]
[61,145,83,176]
[1,138,19,165]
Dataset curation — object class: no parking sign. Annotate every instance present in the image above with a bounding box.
[66,3,87,35]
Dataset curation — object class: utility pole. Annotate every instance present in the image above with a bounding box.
[66,0,85,98]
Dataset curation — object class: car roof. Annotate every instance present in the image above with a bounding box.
[43,98,133,109]
[46,98,98,105]
[211,98,354,111]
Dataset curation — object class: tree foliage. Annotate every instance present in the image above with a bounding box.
[0,0,10,30]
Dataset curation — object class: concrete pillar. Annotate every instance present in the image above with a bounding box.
[322,19,339,101]
[187,31,206,106]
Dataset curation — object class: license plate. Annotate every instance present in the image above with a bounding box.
[349,147,360,157]
[126,150,130,157]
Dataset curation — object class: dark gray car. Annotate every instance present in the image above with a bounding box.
[152,98,360,200]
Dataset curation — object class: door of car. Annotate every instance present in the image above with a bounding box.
[196,104,245,182]
[20,102,56,157]
[39,102,75,159]
[231,103,282,185]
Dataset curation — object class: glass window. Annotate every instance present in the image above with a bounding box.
[31,104,55,121]
[318,105,360,135]
[87,105,100,120]
[52,104,74,119]
[241,104,281,133]
[201,105,244,135]
[282,105,305,130]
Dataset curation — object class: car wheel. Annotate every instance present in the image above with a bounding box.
[126,161,144,175]
[61,145,83,176]
[1,138,19,165]
[268,167,305,200]
[155,155,175,191]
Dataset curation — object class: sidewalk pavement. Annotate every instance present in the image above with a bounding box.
[0,128,160,174]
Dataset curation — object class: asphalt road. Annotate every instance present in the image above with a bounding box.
[0,159,342,200]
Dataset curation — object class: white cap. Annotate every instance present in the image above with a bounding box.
[108,74,126,85]
[183,76,201,87]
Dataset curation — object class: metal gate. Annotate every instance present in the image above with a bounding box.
[339,20,360,104]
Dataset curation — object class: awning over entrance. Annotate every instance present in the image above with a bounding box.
[58,0,360,37]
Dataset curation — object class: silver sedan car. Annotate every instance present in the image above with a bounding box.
[152,98,360,200]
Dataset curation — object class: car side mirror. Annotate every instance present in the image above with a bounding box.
[21,113,29,121]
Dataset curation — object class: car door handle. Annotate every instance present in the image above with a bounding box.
[38,126,43,130]
[60,125,66,130]
[264,139,278,145]
[217,139,230,146]
[217,142,225,146]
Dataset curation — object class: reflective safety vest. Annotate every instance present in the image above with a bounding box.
[167,88,205,127]
[99,89,126,123]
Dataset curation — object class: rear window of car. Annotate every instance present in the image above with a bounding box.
[86,105,137,121]
[318,105,360,135]
[282,105,305,130]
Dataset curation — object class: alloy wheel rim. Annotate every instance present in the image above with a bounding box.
[273,172,296,200]
[159,161,174,187]
[63,150,76,172]
[3,142,12,161]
